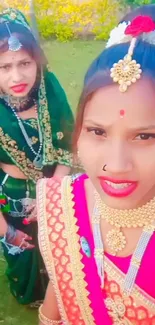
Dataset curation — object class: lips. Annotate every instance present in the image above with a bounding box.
[98,176,138,198]
[10,84,28,93]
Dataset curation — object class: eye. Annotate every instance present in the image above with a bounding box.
[21,61,31,66]
[135,133,155,140]
[87,127,106,137]
[0,65,10,71]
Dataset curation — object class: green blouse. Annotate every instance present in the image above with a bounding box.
[0,70,74,182]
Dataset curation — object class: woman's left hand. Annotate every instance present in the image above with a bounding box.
[24,202,37,224]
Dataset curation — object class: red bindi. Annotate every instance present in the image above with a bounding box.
[120,109,125,118]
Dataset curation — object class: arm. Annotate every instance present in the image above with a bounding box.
[0,212,8,236]
[39,281,62,325]
[0,210,34,250]
[53,164,70,177]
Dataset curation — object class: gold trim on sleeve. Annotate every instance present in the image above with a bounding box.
[61,176,95,325]
[37,178,69,324]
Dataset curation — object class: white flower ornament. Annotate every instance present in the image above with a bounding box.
[106,22,131,48]
[106,16,155,92]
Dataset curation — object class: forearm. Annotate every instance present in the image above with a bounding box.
[0,212,8,236]
[53,164,71,177]
[38,282,61,325]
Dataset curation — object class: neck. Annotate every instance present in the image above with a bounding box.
[1,88,38,111]
[3,94,30,111]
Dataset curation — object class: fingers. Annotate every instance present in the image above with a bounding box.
[23,216,37,225]
[25,201,36,214]
[27,216,37,223]
[25,234,32,241]
[26,205,35,213]
[25,242,35,250]
[23,204,37,225]
[22,214,37,226]
[20,235,35,250]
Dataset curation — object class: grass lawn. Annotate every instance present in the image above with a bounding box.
[0,39,103,325]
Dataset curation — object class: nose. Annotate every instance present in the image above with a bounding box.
[12,67,23,83]
[104,140,133,174]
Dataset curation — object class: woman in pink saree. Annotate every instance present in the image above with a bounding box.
[37,5,155,325]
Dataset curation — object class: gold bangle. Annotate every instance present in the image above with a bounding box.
[39,305,62,325]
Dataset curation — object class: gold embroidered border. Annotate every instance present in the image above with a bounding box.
[53,148,73,166]
[0,127,43,182]
[104,256,155,314]
[37,179,69,324]
[38,75,54,164]
[38,74,73,167]
[61,176,95,325]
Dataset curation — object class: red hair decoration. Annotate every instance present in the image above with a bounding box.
[125,15,155,37]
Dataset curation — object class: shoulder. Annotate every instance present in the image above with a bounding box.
[44,70,67,101]
[37,174,84,203]
[37,175,71,203]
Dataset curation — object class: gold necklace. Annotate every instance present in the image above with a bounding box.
[95,192,155,255]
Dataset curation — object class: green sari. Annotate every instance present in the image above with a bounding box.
[0,69,74,305]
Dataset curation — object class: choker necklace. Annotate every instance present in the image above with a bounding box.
[95,192,155,255]
[1,87,38,112]
[2,94,30,111]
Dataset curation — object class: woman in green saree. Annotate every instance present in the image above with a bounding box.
[0,8,74,306]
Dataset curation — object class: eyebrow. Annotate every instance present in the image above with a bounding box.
[83,120,155,131]
[0,58,30,66]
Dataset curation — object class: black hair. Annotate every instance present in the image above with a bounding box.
[73,4,155,149]
[0,21,47,67]
[85,4,155,89]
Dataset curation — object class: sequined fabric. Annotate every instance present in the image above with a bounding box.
[40,177,85,324]
[38,175,155,325]
[104,264,155,325]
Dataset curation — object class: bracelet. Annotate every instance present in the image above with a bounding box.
[39,305,62,325]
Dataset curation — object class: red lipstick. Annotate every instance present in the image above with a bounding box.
[10,83,28,93]
[98,176,138,198]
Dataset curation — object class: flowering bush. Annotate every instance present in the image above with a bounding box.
[0,0,122,41]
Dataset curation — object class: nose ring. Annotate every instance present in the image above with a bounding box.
[103,164,107,172]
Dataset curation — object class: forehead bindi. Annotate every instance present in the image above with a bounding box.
[84,79,155,127]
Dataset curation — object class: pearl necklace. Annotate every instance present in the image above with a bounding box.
[10,101,43,169]
[95,191,155,255]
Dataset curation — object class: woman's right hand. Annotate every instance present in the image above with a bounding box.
[9,229,35,250]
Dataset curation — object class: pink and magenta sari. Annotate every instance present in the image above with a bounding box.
[37,174,155,325]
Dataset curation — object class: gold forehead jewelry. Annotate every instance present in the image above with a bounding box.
[95,191,155,255]
[110,38,142,92]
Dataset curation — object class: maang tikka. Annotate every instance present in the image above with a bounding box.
[5,22,22,52]
[107,16,155,92]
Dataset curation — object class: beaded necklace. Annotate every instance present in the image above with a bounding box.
[10,100,43,169]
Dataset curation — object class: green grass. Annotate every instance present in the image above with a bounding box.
[44,40,104,112]
[0,39,103,325]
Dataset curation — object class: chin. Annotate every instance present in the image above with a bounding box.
[99,192,140,210]
[12,91,29,98]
